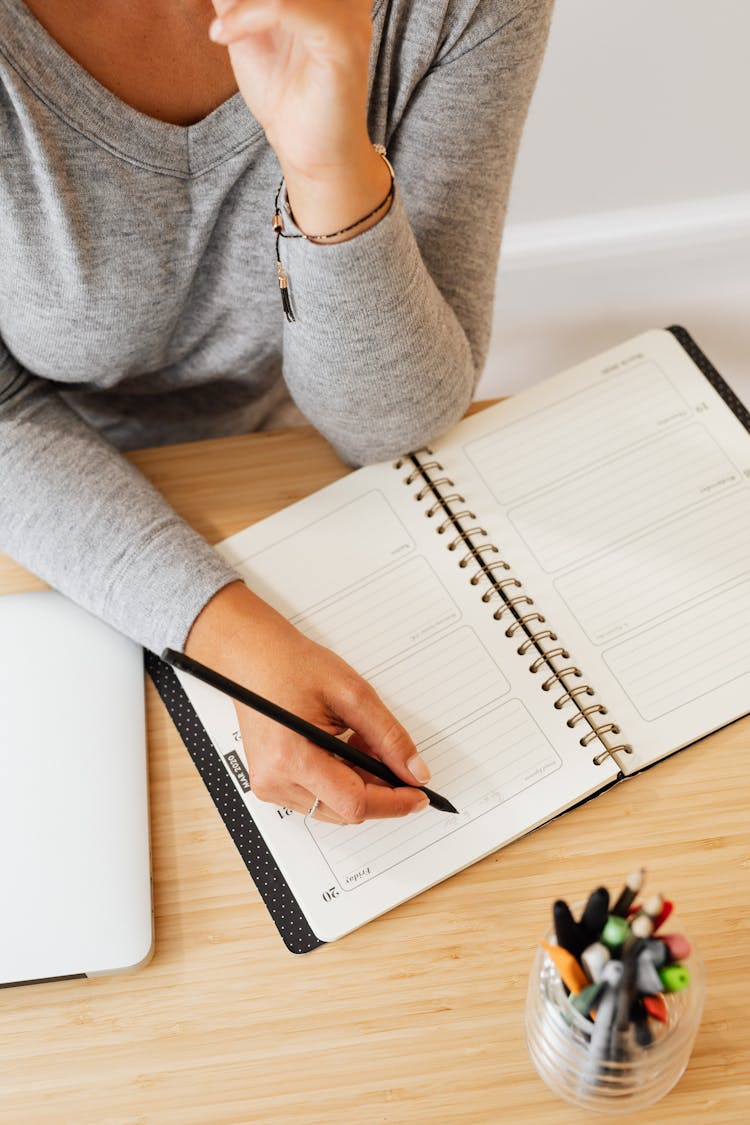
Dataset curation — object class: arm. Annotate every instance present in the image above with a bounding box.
[183,0,553,822]
[0,341,239,654]
[0,341,431,822]
[211,0,553,464]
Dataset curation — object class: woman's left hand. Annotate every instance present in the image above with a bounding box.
[209,0,375,178]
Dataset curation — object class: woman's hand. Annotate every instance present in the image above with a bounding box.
[185,581,431,825]
[208,0,392,239]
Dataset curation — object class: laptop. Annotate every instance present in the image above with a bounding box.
[0,590,153,987]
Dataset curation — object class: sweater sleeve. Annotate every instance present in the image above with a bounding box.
[279,0,553,466]
[0,341,240,653]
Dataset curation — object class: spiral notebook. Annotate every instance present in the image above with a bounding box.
[149,326,750,951]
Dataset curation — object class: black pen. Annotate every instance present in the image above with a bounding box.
[161,648,458,814]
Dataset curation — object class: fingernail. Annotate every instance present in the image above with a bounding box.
[208,18,224,41]
[407,752,431,783]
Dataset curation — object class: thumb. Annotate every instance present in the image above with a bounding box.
[330,679,432,787]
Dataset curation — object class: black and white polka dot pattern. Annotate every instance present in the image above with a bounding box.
[145,650,324,955]
[669,325,750,433]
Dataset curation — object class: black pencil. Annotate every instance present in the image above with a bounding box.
[161,648,458,814]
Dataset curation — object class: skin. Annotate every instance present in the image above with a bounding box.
[24,0,424,825]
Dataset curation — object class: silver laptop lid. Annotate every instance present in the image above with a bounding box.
[0,591,152,986]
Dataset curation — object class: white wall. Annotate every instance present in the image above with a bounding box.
[481,0,750,404]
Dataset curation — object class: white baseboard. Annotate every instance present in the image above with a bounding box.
[500,192,750,270]
[480,194,750,405]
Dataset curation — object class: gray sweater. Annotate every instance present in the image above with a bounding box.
[0,0,551,653]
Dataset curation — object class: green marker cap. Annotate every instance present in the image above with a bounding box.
[601,914,630,951]
[659,963,690,992]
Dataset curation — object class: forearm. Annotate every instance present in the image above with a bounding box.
[0,364,239,653]
[279,188,476,466]
[277,1,552,466]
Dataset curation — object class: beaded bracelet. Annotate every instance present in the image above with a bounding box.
[272,144,395,323]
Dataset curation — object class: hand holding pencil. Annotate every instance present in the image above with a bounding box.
[180,580,447,824]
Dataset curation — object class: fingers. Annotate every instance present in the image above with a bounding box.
[209,0,371,48]
[246,723,429,824]
[280,783,349,825]
[325,679,433,788]
[359,782,429,819]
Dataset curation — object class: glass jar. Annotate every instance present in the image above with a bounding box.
[524,913,705,1114]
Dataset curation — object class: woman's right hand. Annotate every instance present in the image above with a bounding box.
[184,580,431,825]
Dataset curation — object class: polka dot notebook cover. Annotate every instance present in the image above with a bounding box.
[145,650,323,954]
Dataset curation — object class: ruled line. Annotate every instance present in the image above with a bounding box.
[508,426,739,573]
[464,363,690,506]
[603,578,750,720]
[292,556,460,676]
[555,488,750,643]
[308,699,561,887]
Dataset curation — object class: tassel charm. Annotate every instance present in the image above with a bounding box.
[276,259,295,323]
[273,203,295,323]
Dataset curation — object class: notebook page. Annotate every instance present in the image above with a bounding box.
[176,463,614,942]
[434,328,750,775]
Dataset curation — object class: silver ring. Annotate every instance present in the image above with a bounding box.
[307,796,320,819]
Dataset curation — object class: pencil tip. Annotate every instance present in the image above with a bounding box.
[423,786,457,813]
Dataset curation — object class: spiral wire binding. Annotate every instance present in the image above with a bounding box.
[394,450,632,768]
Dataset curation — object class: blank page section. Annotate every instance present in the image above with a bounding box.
[225,489,415,617]
[555,489,750,644]
[292,556,460,675]
[508,426,739,573]
[464,362,690,505]
[367,627,510,745]
[307,699,560,888]
[602,579,750,720]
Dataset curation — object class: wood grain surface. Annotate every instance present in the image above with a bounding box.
[1,415,748,1125]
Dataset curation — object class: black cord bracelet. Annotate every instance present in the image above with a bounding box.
[272,144,395,324]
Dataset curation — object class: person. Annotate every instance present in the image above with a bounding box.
[0,0,552,825]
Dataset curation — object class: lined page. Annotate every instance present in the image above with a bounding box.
[308,700,560,889]
[555,489,750,645]
[365,627,510,743]
[291,557,460,675]
[507,426,738,573]
[440,328,750,772]
[466,361,691,505]
[603,579,749,720]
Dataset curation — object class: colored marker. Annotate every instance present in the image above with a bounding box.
[580,887,610,945]
[631,996,653,1048]
[652,899,674,933]
[660,933,691,962]
[643,993,668,1023]
[643,938,669,969]
[622,912,654,958]
[636,893,665,924]
[601,914,630,952]
[540,940,589,995]
[553,899,585,958]
[586,960,624,1071]
[636,947,663,995]
[571,979,605,1017]
[615,941,642,1031]
[581,941,610,983]
[659,964,690,993]
[612,868,645,917]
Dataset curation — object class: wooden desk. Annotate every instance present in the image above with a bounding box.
[2,419,748,1125]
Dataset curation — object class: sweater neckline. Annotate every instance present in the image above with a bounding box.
[1,0,265,177]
